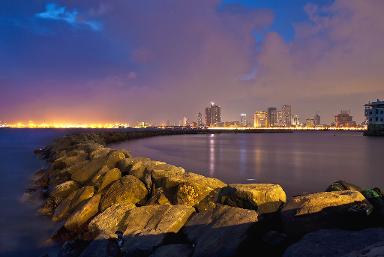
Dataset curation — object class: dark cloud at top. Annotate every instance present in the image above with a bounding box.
[0,0,383,124]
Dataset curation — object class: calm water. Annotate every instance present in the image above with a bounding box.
[112,132,384,196]
[0,129,73,257]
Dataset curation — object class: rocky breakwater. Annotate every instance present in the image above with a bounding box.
[27,132,384,257]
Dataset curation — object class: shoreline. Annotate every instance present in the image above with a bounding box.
[27,130,384,257]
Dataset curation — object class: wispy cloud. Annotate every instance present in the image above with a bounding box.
[35,3,102,31]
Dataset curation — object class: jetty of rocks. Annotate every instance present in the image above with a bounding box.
[27,130,384,257]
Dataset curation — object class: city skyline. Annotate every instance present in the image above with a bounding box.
[1,1,384,124]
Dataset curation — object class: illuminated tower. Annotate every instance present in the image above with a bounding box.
[197,112,204,127]
[253,111,268,128]
[240,113,247,127]
[267,107,277,127]
[205,102,221,127]
[282,105,292,127]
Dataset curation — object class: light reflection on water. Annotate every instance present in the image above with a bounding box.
[112,132,384,196]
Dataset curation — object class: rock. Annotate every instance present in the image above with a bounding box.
[149,244,194,257]
[116,158,133,174]
[51,180,79,205]
[52,151,88,170]
[150,163,185,189]
[100,175,148,211]
[38,197,56,216]
[71,151,125,184]
[326,180,362,192]
[120,205,195,256]
[64,194,101,232]
[175,173,226,206]
[219,184,286,214]
[98,168,121,192]
[362,188,384,217]
[53,186,95,222]
[184,205,258,257]
[79,234,121,257]
[195,188,222,212]
[57,239,89,257]
[89,147,112,160]
[282,190,372,236]
[342,241,384,257]
[90,165,109,188]
[283,228,384,257]
[88,202,135,238]
[30,169,49,188]
[146,187,171,205]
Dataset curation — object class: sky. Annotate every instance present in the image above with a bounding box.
[1,0,383,124]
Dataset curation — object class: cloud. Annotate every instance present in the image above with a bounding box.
[35,3,102,31]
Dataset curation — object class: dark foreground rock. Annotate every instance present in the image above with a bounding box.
[283,228,384,257]
[184,205,258,257]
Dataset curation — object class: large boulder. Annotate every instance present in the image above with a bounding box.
[50,180,80,205]
[283,228,384,257]
[120,205,195,256]
[326,180,362,192]
[64,194,101,232]
[98,168,121,192]
[184,205,258,257]
[71,151,125,184]
[100,175,148,211]
[149,244,194,257]
[52,151,88,170]
[53,186,95,222]
[78,234,121,257]
[219,184,286,214]
[342,241,384,257]
[88,202,136,238]
[282,190,373,236]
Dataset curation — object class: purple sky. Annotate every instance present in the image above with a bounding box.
[1,0,383,124]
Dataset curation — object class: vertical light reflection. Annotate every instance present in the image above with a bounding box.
[209,134,215,177]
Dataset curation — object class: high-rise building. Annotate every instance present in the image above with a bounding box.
[205,102,221,127]
[305,118,315,128]
[292,115,301,127]
[240,113,247,127]
[267,107,277,127]
[197,112,204,127]
[282,105,292,127]
[277,111,283,126]
[314,113,321,126]
[334,110,356,127]
[182,116,188,127]
[253,111,268,128]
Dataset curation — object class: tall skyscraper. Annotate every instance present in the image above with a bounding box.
[293,115,301,127]
[277,111,283,126]
[197,112,204,127]
[314,113,321,126]
[254,111,268,128]
[334,110,356,127]
[205,102,221,127]
[281,105,292,127]
[267,107,277,127]
[240,113,247,127]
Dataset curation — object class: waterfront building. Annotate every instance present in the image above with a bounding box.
[282,105,292,127]
[197,112,204,127]
[365,99,384,136]
[292,115,301,127]
[305,118,315,128]
[182,116,188,127]
[205,102,221,127]
[240,113,247,127]
[314,113,321,126]
[254,111,268,128]
[267,107,277,127]
[334,110,356,127]
[277,111,283,126]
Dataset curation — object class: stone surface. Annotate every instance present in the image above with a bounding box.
[326,180,362,192]
[90,165,109,188]
[146,187,171,205]
[283,228,384,257]
[342,241,384,257]
[120,205,195,256]
[282,190,372,236]
[98,168,121,192]
[53,186,95,222]
[71,151,125,184]
[88,202,135,238]
[149,244,194,257]
[64,194,101,232]
[100,175,148,211]
[51,180,80,205]
[78,234,121,257]
[184,205,258,257]
[219,184,286,214]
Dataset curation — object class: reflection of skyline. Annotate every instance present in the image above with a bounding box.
[209,134,215,177]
